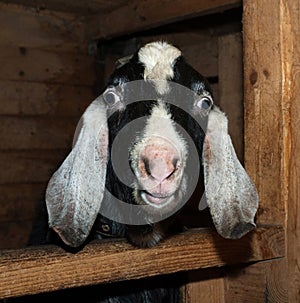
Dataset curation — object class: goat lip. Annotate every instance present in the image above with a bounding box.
[141,191,170,205]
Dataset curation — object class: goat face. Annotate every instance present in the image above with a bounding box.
[45,41,259,248]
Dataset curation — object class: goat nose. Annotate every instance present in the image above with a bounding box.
[142,157,177,182]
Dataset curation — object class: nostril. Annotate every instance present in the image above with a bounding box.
[172,158,179,169]
[142,158,177,182]
[166,166,176,179]
[142,157,151,176]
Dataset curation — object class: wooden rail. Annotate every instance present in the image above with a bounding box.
[0,226,284,299]
[87,0,242,40]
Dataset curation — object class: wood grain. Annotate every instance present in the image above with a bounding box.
[0,220,34,250]
[0,0,129,15]
[243,0,287,226]
[0,226,284,299]
[0,47,95,85]
[185,269,225,303]
[87,0,242,39]
[0,117,77,150]
[242,1,300,302]
[0,184,45,221]
[0,150,68,184]
[0,2,86,52]
[218,33,243,163]
[0,80,93,116]
[282,1,300,301]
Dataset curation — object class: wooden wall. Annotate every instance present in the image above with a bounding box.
[0,3,96,249]
[0,1,299,302]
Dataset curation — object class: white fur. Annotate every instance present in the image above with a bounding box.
[138,41,181,94]
[130,101,187,171]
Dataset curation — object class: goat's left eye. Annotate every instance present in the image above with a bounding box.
[103,88,121,106]
[196,96,213,110]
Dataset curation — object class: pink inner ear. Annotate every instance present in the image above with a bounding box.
[203,136,212,163]
[52,226,72,246]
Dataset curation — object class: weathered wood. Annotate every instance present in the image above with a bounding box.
[0,47,95,85]
[0,2,86,52]
[0,150,68,184]
[0,184,45,221]
[225,262,269,302]
[0,226,284,299]
[0,220,33,250]
[283,1,300,302]
[243,0,288,226]
[87,0,242,40]
[224,259,288,303]
[185,269,225,303]
[0,117,77,150]
[0,81,93,116]
[218,33,243,162]
[0,0,129,15]
[241,1,300,302]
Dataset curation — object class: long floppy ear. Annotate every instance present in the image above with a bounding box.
[45,98,108,247]
[202,106,259,239]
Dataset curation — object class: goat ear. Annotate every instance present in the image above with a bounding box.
[202,106,259,239]
[45,98,108,247]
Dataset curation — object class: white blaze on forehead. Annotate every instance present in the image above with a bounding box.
[138,41,181,94]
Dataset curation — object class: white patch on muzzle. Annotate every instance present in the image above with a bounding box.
[130,102,187,209]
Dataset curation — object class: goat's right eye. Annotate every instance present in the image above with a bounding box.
[196,96,213,110]
[103,89,121,106]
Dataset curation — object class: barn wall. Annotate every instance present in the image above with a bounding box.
[0,3,96,249]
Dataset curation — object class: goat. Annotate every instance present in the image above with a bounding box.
[26,41,259,303]
[45,41,258,249]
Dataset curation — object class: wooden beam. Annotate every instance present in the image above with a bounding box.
[0,3,87,52]
[0,226,284,299]
[243,0,289,226]
[87,0,242,40]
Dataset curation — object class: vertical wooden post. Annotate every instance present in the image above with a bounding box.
[225,0,300,302]
[283,1,300,301]
[243,0,287,226]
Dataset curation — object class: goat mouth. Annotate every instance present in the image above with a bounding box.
[140,191,173,207]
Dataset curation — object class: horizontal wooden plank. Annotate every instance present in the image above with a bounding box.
[0,184,45,221]
[0,150,68,184]
[0,117,77,150]
[0,2,86,52]
[0,47,95,85]
[0,220,33,250]
[0,81,93,116]
[0,226,284,299]
[88,0,242,39]
[0,0,129,15]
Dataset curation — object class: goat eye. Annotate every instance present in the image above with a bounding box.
[196,96,213,110]
[103,88,121,106]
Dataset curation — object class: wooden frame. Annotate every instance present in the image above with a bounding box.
[0,0,299,301]
[0,227,284,299]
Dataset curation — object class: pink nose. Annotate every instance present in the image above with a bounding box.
[142,157,177,182]
[139,140,179,183]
